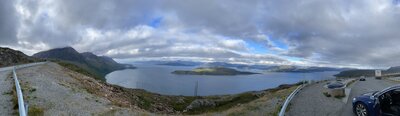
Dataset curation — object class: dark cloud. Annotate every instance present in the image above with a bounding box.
[2,0,400,67]
[0,0,17,44]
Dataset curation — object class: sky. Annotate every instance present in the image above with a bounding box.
[1,0,400,68]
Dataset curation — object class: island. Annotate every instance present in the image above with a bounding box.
[172,67,260,75]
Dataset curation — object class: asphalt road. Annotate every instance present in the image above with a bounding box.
[287,77,399,116]
[340,77,398,116]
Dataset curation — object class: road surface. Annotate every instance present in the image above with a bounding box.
[0,69,13,115]
[340,77,398,116]
[287,77,399,116]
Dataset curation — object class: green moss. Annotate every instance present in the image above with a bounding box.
[137,95,153,110]
[171,97,196,111]
[28,106,44,116]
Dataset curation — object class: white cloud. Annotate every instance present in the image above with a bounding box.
[3,0,400,68]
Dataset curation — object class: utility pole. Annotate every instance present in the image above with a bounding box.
[194,81,198,96]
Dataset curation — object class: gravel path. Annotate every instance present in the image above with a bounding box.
[15,62,148,116]
[287,77,399,116]
[286,81,344,116]
[0,70,13,116]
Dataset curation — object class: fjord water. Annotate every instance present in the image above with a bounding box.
[106,63,338,96]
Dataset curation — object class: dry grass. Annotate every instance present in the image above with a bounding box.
[28,105,44,116]
[210,86,298,116]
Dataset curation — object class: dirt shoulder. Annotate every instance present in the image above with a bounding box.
[0,70,14,115]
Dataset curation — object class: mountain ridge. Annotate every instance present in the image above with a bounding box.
[33,47,135,80]
[0,47,42,67]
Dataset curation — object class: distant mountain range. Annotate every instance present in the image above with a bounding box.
[201,62,273,70]
[335,66,400,77]
[157,60,202,66]
[33,47,135,80]
[172,67,259,75]
[265,65,351,73]
[154,61,348,73]
[0,47,43,67]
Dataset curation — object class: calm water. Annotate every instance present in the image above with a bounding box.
[106,63,338,96]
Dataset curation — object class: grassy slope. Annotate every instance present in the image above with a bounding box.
[54,60,104,81]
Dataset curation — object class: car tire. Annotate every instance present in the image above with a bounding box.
[355,102,369,116]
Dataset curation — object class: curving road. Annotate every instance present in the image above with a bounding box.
[287,77,399,116]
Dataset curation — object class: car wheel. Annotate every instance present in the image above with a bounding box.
[355,102,368,116]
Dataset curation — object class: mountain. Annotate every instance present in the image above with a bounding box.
[157,60,202,66]
[33,47,135,80]
[202,62,273,70]
[0,47,42,67]
[334,66,400,78]
[384,66,400,74]
[266,65,349,73]
[334,69,376,77]
[172,67,259,75]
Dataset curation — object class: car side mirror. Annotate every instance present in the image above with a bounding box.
[371,96,379,106]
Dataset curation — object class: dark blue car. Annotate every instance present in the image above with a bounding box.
[352,85,400,116]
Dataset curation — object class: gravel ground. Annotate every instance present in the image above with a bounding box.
[287,77,399,116]
[15,62,149,116]
[286,81,344,116]
[0,70,14,116]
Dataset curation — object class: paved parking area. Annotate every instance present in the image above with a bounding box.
[287,77,399,116]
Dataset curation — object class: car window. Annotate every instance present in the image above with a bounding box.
[393,89,400,95]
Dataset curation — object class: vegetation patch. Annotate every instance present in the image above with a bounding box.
[323,92,331,97]
[55,60,103,81]
[28,105,44,116]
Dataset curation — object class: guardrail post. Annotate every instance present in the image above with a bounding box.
[25,104,29,116]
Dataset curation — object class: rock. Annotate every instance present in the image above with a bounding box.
[177,98,185,104]
[186,99,216,110]
[0,47,41,67]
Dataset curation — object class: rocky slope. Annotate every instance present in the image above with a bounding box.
[0,47,41,67]
[32,47,135,80]
[14,62,148,115]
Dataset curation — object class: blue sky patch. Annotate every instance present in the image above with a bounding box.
[245,40,268,54]
[148,17,163,28]
[269,37,288,50]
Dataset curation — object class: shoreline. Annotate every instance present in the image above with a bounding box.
[80,68,304,114]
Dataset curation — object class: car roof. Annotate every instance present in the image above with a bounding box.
[375,84,400,96]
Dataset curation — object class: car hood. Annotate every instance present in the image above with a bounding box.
[362,91,378,96]
[356,91,379,99]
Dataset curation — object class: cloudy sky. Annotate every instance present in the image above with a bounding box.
[1,0,400,68]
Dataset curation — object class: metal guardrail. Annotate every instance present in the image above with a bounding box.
[13,67,28,116]
[7,62,46,116]
[278,84,305,116]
